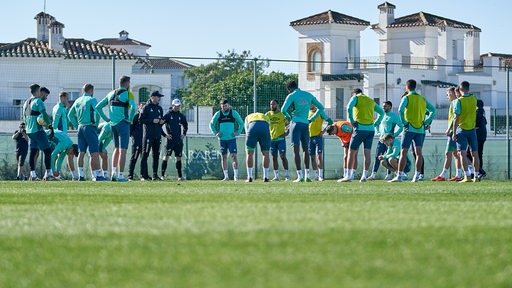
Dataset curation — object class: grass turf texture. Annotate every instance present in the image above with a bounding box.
[1,180,511,288]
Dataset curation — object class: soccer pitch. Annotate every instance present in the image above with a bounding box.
[1,180,511,288]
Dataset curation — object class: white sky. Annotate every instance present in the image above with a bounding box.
[1,0,510,60]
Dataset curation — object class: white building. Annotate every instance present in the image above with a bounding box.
[290,2,510,121]
[0,12,192,122]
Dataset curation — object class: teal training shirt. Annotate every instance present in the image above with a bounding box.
[46,129,73,172]
[98,122,113,148]
[52,102,68,133]
[377,111,403,138]
[281,88,324,124]
[209,109,244,141]
[23,96,50,134]
[96,88,136,125]
[68,93,99,127]
[383,139,401,160]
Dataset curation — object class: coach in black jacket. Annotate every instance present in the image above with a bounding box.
[475,99,487,177]
[139,91,165,181]
[127,102,145,180]
[161,98,188,180]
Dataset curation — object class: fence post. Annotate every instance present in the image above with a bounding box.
[385,62,389,101]
[253,58,258,179]
[507,66,510,179]
[494,109,497,136]
[185,135,189,180]
[111,55,116,90]
[253,58,258,113]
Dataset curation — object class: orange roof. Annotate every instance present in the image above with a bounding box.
[290,10,369,27]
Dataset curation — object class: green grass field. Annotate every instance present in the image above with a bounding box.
[1,180,511,288]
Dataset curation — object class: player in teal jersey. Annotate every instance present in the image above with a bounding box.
[281,80,324,182]
[96,76,135,182]
[452,81,480,182]
[340,88,385,182]
[52,91,70,133]
[209,99,244,181]
[23,84,54,181]
[68,83,105,181]
[98,122,113,179]
[389,80,436,183]
[46,127,78,180]
[378,133,411,176]
[431,87,463,181]
[368,101,403,180]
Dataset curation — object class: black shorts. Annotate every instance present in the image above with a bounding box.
[16,149,28,164]
[165,140,183,157]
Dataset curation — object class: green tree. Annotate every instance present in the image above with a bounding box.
[177,50,297,118]
[256,71,297,113]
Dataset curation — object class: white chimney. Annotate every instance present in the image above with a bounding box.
[34,12,55,41]
[119,30,129,40]
[378,2,395,31]
[49,21,65,51]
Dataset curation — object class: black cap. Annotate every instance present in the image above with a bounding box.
[150,90,164,97]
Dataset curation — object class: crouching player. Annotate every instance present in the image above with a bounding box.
[46,127,79,180]
[379,133,411,181]
[325,121,353,181]
[98,122,113,180]
[244,112,271,182]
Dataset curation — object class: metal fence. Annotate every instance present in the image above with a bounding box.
[0,55,510,179]
[0,133,509,181]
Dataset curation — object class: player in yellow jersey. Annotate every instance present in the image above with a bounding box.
[389,79,436,183]
[265,99,290,181]
[244,112,271,182]
[308,104,333,181]
[340,88,385,182]
[431,87,463,181]
[452,81,480,182]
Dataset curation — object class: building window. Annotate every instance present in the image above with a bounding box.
[348,39,358,69]
[335,88,344,119]
[311,51,321,72]
[139,87,149,103]
[348,39,356,61]
[307,42,323,75]
[452,40,457,60]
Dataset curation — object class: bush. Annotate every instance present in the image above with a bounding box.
[0,157,18,180]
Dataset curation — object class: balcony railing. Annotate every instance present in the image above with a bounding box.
[464,60,483,72]
[402,56,437,69]
[345,57,385,70]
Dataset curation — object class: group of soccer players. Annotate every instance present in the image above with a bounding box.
[16,76,188,182]
[210,79,483,183]
[16,77,483,183]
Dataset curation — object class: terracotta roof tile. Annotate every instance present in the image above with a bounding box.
[136,58,194,70]
[482,52,512,66]
[290,10,369,27]
[0,38,62,57]
[0,37,136,59]
[387,11,481,31]
[95,37,151,47]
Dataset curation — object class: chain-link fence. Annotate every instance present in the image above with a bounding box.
[0,55,510,179]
